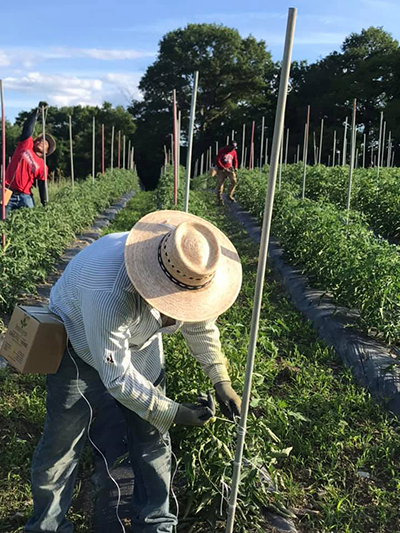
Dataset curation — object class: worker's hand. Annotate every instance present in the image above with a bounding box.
[214,381,241,420]
[174,402,214,426]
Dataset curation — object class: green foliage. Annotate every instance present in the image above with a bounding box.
[234,166,400,343]
[0,169,138,317]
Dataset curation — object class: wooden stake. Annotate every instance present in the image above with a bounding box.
[332,130,336,166]
[200,153,204,175]
[173,90,178,204]
[42,106,49,200]
[128,140,131,170]
[342,117,348,166]
[101,124,105,175]
[313,131,317,165]
[284,128,289,165]
[381,121,386,168]
[363,133,366,168]
[377,112,383,177]
[118,131,121,169]
[92,116,95,182]
[1,80,6,248]
[346,99,357,224]
[111,126,115,171]
[265,137,269,165]
[69,115,74,190]
[260,117,265,170]
[296,143,300,164]
[123,135,126,170]
[249,121,255,170]
[318,118,324,165]
[241,124,245,168]
[225,9,297,532]
[387,131,391,167]
[302,105,310,199]
[278,132,283,190]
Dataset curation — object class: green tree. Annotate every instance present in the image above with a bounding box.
[130,23,275,187]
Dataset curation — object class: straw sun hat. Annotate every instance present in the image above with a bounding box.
[33,133,56,156]
[125,210,242,322]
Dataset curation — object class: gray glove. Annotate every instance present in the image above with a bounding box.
[214,382,241,420]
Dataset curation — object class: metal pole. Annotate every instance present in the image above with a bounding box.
[244,147,248,168]
[265,137,269,165]
[332,130,336,166]
[342,117,348,166]
[111,125,114,171]
[1,80,6,248]
[200,153,204,175]
[177,110,181,186]
[231,129,235,141]
[216,141,219,156]
[284,128,289,166]
[318,118,324,165]
[346,99,357,224]
[241,124,245,168]
[377,112,383,177]
[42,106,49,201]
[128,140,131,170]
[296,143,300,164]
[92,116,95,182]
[184,71,199,212]
[69,115,74,190]
[225,8,297,531]
[302,105,310,199]
[101,124,105,175]
[313,131,317,165]
[260,117,265,170]
[173,90,178,205]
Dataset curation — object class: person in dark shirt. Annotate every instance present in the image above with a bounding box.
[215,141,239,204]
[5,102,56,213]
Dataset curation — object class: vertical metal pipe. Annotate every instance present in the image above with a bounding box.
[265,137,269,165]
[42,106,49,200]
[241,124,245,168]
[249,121,255,170]
[118,131,121,168]
[123,135,126,170]
[184,71,199,212]
[296,143,300,164]
[381,121,386,168]
[363,133,366,168]
[387,131,391,167]
[225,8,297,531]
[284,128,289,165]
[173,90,178,204]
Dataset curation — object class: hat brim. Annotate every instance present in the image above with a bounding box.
[34,134,56,156]
[124,210,242,322]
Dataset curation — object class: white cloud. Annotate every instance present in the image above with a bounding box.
[0,47,155,68]
[3,71,142,110]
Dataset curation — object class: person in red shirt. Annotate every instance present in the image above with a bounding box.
[215,141,238,204]
[5,102,56,214]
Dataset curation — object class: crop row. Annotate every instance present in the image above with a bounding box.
[0,169,139,324]
[231,169,400,344]
[261,164,400,241]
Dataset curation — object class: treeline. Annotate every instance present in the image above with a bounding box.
[5,24,400,189]
[130,24,400,188]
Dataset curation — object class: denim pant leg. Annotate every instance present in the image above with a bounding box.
[25,346,106,533]
[6,192,34,214]
[116,379,177,532]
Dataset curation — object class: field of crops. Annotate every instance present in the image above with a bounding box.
[1,165,400,533]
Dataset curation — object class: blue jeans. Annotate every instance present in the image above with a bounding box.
[25,346,177,532]
[6,191,34,214]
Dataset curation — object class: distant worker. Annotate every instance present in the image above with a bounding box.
[5,102,56,213]
[216,141,238,204]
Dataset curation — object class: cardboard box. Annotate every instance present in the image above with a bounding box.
[0,305,66,374]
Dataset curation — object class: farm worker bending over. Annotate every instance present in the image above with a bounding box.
[25,210,243,533]
[216,141,239,204]
[5,102,56,213]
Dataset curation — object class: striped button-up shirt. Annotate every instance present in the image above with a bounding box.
[49,232,230,435]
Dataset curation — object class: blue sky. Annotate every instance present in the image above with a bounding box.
[2,0,400,122]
